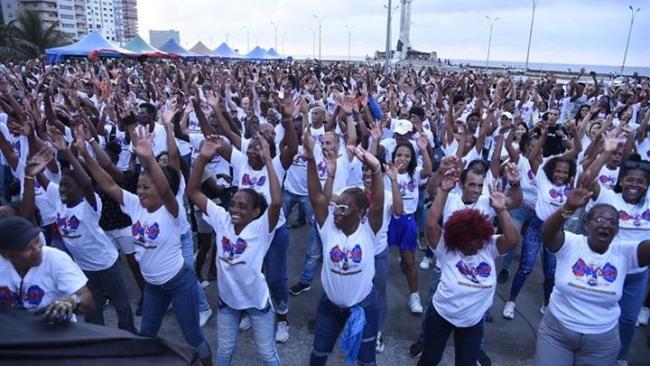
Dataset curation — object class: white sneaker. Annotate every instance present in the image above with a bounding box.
[502,301,516,319]
[200,280,211,289]
[617,360,628,366]
[239,315,251,331]
[375,331,385,353]
[408,293,423,314]
[275,321,290,343]
[638,307,650,326]
[540,305,547,315]
[199,308,212,327]
[419,256,433,270]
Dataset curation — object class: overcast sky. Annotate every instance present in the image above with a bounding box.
[138,0,649,67]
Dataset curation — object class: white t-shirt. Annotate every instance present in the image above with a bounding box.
[395,167,426,215]
[549,232,639,334]
[517,156,538,209]
[313,144,352,194]
[375,190,393,255]
[318,213,376,308]
[13,160,59,226]
[596,165,619,190]
[637,138,650,162]
[433,235,501,327]
[120,190,184,285]
[105,124,132,172]
[203,200,278,310]
[443,192,496,223]
[45,183,118,271]
[0,246,87,312]
[534,161,571,220]
[188,133,232,186]
[284,145,309,196]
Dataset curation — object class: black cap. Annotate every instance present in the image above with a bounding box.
[0,217,41,251]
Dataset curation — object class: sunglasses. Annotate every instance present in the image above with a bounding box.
[329,202,350,216]
[591,216,618,227]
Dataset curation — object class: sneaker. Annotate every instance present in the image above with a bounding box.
[275,321,290,343]
[502,301,516,319]
[409,340,423,358]
[419,256,433,270]
[638,307,650,326]
[497,269,509,284]
[289,282,311,296]
[375,331,385,353]
[239,315,251,331]
[477,350,492,366]
[484,310,494,323]
[616,360,628,366]
[199,308,212,327]
[200,280,211,289]
[103,298,112,310]
[135,298,143,316]
[408,293,424,314]
[540,304,547,315]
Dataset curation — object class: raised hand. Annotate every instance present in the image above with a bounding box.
[339,96,355,115]
[564,187,593,211]
[439,155,461,174]
[159,100,177,129]
[503,162,521,184]
[384,161,400,181]
[370,122,382,141]
[301,127,315,160]
[416,134,429,150]
[46,126,68,151]
[25,147,54,178]
[440,168,459,192]
[205,90,220,110]
[324,149,337,176]
[489,190,507,211]
[199,135,222,160]
[132,126,154,158]
[602,131,620,153]
[348,145,380,173]
[259,136,272,162]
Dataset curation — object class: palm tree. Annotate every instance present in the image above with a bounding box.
[0,10,69,62]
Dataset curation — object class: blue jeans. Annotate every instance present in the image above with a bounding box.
[418,267,442,344]
[181,230,211,313]
[140,265,211,359]
[283,190,322,286]
[617,268,648,361]
[84,259,136,333]
[419,305,484,366]
[42,222,68,255]
[373,247,389,330]
[509,216,556,302]
[216,299,280,365]
[310,290,378,366]
[501,206,535,273]
[264,225,289,314]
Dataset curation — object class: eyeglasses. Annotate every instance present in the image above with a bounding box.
[329,202,351,216]
[591,217,618,227]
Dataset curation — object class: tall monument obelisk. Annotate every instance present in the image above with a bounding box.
[396,0,412,59]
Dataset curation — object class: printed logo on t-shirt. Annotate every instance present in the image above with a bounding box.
[131,220,160,248]
[398,180,416,198]
[0,285,45,308]
[329,244,363,275]
[571,258,617,291]
[619,209,650,227]
[548,186,570,206]
[317,161,328,180]
[292,155,308,167]
[598,175,617,188]
[241,174,266,189]
[312,133,324,144]
[527,169,535,183]
[56,214,81,239]
[219,236,247,265]
[455,260,492,288]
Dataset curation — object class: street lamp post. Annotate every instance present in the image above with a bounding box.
[524,0,536,72]
[345,25,353,62]
[223,30,229,45]
[384,0,399,73]
[282,32,287,55]
[311,28,316,59]
[242,26,251,52]
[270,21,279,50]
[313,15,326,60]
[484,15,499,69]
[621,5,641,75]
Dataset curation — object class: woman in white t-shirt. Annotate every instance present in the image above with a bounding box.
[503,155,577,319]
[305,134,384,366]
[0,216,94,322]
[81,126,212,366]
[386,139,432,315]
[535,188,650,366]
[188,135,283,365]
[579,152,650,363]
[419,168,520,365]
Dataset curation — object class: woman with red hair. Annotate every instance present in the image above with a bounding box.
[418,170,520,366]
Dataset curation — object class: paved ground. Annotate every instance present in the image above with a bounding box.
[102,223,649,365]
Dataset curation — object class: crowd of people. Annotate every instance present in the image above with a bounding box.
[0,57,649,366]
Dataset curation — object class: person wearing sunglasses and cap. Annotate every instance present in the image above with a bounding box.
[534,188,650,365]
[579,142,650,365]
[0,216,94,323]
[302,127,384,366]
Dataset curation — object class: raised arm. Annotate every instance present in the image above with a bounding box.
[503,162,523,209]
[21,147,54,222]
[416,135,432,179]
[348,146,384,233]
[384,162,404,216]
[490,188,521,254]
[278,96,299,170]
[260,137,282,232]
[426,169,457,250]
[578,133,619,198]
[187,135,222,214]
[542,188,592,252]
[304,128,328,226]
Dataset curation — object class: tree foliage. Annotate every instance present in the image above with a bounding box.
[0,10,70,63]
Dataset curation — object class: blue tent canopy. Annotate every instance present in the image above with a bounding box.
[45,32,138,64]
[213,42,242,59]
[266,48,282,59]
[124,34,166,55]
[245,46,276,60]
[158,39,201,59]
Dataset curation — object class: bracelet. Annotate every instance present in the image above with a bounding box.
[25,175,36,180]
[88,137,96,143]
[495,208,506,214]
[509,181,520,187]
[327,174,335,179]
[371,168,381,176]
